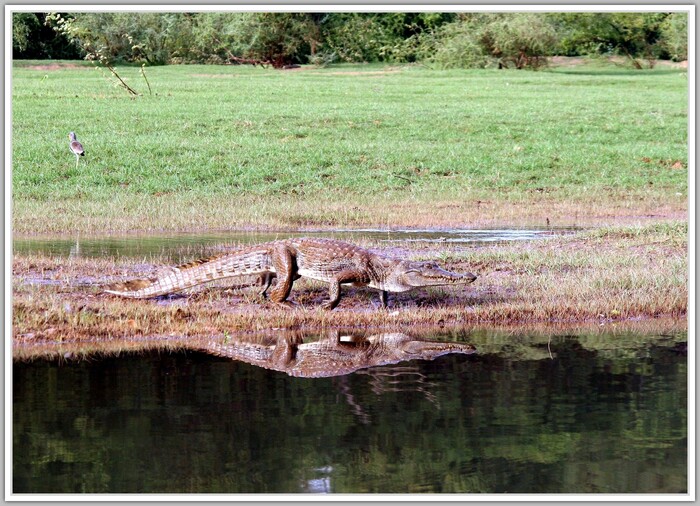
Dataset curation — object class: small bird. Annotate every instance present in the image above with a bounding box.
[68,132,85,168]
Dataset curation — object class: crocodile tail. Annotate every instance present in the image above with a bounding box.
[104,262,214,298]
[104,277,163,298]
[104,249,272,298]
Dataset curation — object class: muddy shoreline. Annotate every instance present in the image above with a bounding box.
[12,222,688,360]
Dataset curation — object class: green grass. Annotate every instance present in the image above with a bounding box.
[12,61,688,233]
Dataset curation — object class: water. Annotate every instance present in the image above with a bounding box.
[12,328,687,494]
[13,228,568,260]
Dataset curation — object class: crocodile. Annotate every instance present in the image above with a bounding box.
[202,330,478,378]
[105,237,477,309]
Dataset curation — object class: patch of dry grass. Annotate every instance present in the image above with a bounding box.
[13,189,686,235]
[12,222,687,357]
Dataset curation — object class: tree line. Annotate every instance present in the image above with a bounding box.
[13,12,688,69]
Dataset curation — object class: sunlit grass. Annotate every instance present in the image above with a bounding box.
[11,61,687,233]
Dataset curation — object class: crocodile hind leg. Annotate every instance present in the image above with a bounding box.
[258,272,299,299]
[379,290,388,308]
[268,245,298,308]
[271,334,302,367]
[258,272,275,299]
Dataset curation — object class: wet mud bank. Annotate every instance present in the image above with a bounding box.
[12,222,687,361]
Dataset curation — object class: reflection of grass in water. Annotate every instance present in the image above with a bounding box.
[11,318,687,363]
[12,222,687,358]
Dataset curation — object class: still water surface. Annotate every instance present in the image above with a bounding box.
[13,228,567,259]
[13,328,687,494]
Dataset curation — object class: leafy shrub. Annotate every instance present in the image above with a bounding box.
[49,12,194,64]
[409,13,559,69]
[407,17,490,68]
[322,14,397,62]
[659,12,688,61]
[479,14,559,69]
[26,11,689,68]
[227,13,321,67]
[13,12,81,59]
[12,13,40,54]
[186,13,242,64]
[553,13,669,68]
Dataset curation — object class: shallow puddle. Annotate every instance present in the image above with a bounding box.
[12,325,687,494]
[13,227,571,260]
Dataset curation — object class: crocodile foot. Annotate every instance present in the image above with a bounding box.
[321,300,339,311]
[273,301,298,310]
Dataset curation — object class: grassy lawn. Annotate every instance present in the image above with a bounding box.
[11,60,688,234]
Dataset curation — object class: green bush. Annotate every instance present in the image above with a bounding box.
[13,12,81,59]
[407,17,490,68]
[12,13,40,54]
[323,13,454,63]
[407,13,559,69]
[659,13,688,61]
[186,13,242,64]
[553,13,669,68]
[322,14,397,62]
[228,13,320,67]
[49,12,194,64]
[51,12,321,67]
[479,14,559,69]
[24,11,690,67]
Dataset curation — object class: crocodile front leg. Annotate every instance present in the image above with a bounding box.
[322,270,369,310]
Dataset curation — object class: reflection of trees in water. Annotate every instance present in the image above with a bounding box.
[336,375,371,425]
[358,366,440,409]
[337,364,442,425]
[11,330,687,494]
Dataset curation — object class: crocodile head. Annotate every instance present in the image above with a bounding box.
[378,333,478,357]
[381,260,477,292]
[399,339,478,359]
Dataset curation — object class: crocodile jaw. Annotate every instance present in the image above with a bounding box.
[414,269,475,286]
[376,260,477,292]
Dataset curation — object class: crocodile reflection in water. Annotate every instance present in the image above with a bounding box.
[202,330,477,378]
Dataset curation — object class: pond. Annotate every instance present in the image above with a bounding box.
[13,227,569,260]
[12,326,687,495]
